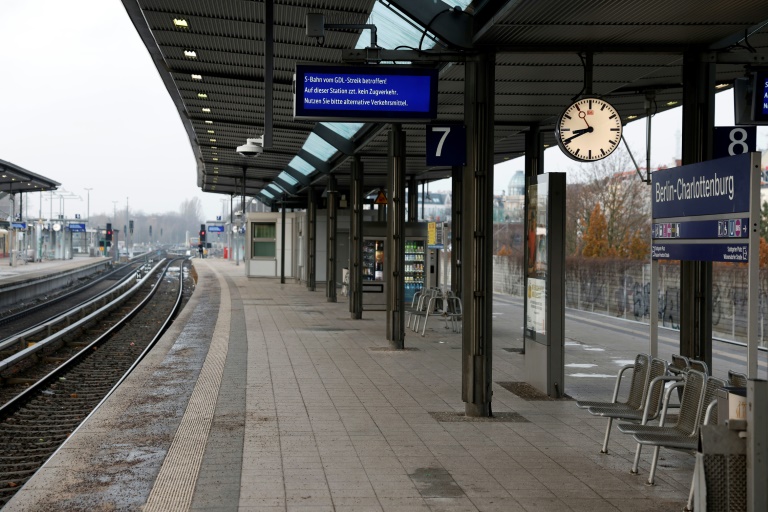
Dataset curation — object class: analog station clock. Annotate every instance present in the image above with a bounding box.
[555,97,622,162]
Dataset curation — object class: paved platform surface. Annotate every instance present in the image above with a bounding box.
[6,258,698,511]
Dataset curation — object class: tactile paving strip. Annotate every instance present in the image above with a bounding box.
[143,261,230,511]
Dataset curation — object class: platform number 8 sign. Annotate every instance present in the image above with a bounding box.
[713,126,756,159]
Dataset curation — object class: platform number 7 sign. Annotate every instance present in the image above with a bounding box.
[426,124,466,166]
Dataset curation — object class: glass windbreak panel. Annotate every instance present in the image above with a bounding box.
[252,241,276,257]
[252,222,276,238]
[289,156,315,176]
[320,122,364,140]
[305,133,337,161]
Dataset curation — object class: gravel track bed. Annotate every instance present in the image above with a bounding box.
[0,260,193,506]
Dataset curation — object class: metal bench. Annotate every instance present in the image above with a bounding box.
[727,369,747,388]
[626,371,726,486]
[587,357,669,454]
[575,354,651,453]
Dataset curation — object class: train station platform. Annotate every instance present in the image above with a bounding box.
[0,255,110,287]
[6,258,696,511]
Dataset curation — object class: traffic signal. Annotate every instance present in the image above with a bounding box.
[200,224,206,243]
[106,223,113,242]
[129,220,134,235]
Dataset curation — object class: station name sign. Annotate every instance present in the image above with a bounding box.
[652,153,750,218]
[294,64,438,122]
[651,153,759,262]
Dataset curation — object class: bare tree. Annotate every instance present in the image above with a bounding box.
[567,149,650,258]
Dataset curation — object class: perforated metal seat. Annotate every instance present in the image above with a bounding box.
[688,358,709,375]
[630,372,726,485]
[587,358,669,453]
[575,354,651,454]
[727,370,747,388]
[576,353,650,410]
[669,354,689,375]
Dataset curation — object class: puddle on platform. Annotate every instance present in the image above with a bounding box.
[613,359,635,365]
[583,347,605,352]
[565,363,597,368]
[568,373,615,378]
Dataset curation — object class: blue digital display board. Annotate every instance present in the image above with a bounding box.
[207,225,224,232]
[754,69,768,123]
[294,65,438,122]
[651,153,751,218]
[68,223,86,232]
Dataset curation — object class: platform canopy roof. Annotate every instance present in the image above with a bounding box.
[121,0,768,207]
[0,159,60,194]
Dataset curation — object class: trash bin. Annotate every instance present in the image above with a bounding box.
[223,247,228,259]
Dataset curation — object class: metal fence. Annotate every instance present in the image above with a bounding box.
[492,255,768,347]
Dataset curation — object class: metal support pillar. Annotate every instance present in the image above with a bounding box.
[387,124,406,347]
[524,125,544,177]
[378,203,386,222]
[307,188,317,291]
[680,51,714,369]
[327,174,338,302]
[350,156,364,319]
[408,176,417,222]
[8,193,15,267]
[462,52,495,417]
[451,166,462,298]
[280,197,286,283]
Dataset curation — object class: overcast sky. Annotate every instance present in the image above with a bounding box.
[1,1,765,222]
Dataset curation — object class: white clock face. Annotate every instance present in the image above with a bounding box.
[555,97,622,162]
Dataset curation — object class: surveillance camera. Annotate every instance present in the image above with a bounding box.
[237,136,264,157]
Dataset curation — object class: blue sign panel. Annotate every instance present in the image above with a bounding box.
[652,242,749,262]
[652,153,752,218]
[207,225,224,232]
[294,65,438,121]
[713,127,756,159]
[653,218,749,240]
[68,223,86,232]
[754,69,768,123]
[426,125,466,166]
[11,222,26,230]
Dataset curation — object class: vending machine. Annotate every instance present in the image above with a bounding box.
[362,238,384,281]
[362,237,386,308]
[404,238,426,304]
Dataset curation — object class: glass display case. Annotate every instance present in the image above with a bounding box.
[405,238,426,303]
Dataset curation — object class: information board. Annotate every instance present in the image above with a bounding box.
[651,153,760,262]
[68,223,86,232]
[207,225,224,233]
[294,64,438,122]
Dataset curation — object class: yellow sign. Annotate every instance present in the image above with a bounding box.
[374,190,387,205]
[428,222,436,245]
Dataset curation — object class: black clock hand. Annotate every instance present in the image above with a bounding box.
[562,126,593,144]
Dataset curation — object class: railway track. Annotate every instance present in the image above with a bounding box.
[0,254,156,333]
[0,257,191,507]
